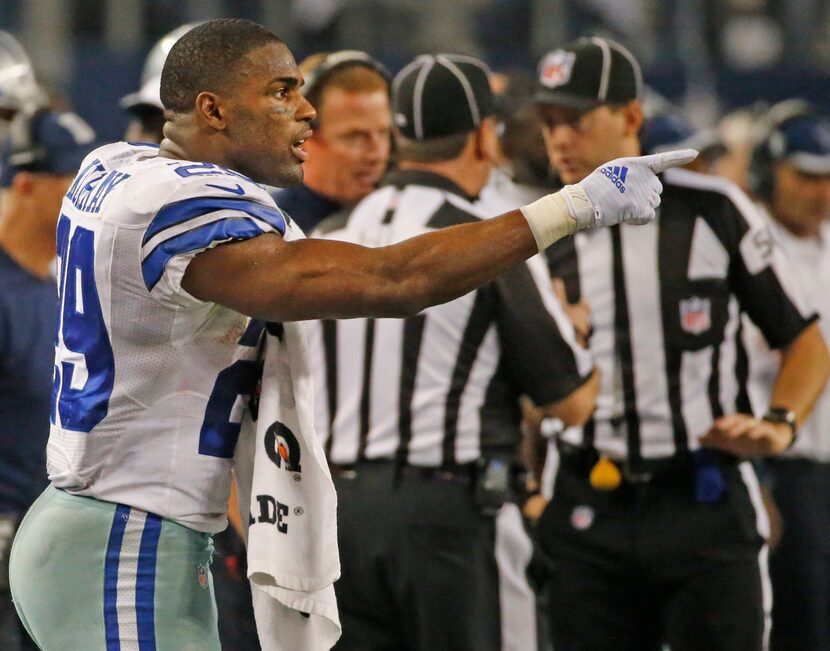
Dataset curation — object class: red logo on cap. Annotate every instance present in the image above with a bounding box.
[539,51,576,89]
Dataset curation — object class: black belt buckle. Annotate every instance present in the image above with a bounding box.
[621,461,653,484]
[397,463,474,486]
[329,464,358,480]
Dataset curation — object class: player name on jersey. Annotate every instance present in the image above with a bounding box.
[66,159,131,214]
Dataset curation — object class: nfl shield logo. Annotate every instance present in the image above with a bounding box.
[539,50,576,89]
[570,505,595,531]
[679,296,712,335]
[196,563,208,590]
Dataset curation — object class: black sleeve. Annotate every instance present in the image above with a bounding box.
[493,258,592,407]
[719,194,817,349]
[545,236,581,302]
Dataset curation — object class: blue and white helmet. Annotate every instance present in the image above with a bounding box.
[120,23,199,113]
[0,30,46,114]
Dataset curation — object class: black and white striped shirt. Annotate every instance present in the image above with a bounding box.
[546,168,816,463]
[308,170,592,467]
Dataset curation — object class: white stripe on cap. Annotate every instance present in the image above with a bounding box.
[392,56,430,131]
[440,53,493,77]
[609,40,643,100]
[412,56,436,140]
[589,37,612,102]
[436,55,481,128]
[391,57,425,98]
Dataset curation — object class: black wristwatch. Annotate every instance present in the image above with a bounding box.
[762,407,798,449]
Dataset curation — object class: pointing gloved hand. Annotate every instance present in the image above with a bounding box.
[521,148,698,251]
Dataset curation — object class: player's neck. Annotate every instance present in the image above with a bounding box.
[0,215,55,279]
[158,136,189,162]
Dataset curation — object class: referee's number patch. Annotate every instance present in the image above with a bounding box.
[740,227,774,275]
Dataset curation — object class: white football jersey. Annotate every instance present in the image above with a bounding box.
[47,142,296,532]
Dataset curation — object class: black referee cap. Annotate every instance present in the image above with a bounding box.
[392,53,495,140]
[535,36,643,111]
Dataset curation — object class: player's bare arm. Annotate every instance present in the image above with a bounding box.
[182,149,697,322]
[182,210,536,321]
[701,321,830,455]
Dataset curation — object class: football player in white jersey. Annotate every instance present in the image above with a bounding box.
[8,18,694,650]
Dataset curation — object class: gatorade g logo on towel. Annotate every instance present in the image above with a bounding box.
[600,165,628,193]
[264,421,302,473]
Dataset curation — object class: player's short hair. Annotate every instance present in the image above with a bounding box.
[160,18,282,114]
[394,131,471,163]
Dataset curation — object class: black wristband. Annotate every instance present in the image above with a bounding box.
[762,407,798,450]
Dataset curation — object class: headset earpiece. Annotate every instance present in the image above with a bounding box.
[747,100,822,200]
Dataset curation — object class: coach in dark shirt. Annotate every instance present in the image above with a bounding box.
[533,37,829,651]
[0,109,96,651]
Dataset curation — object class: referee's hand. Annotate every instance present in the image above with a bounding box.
[699,413,794,457]
[563,148,699,230]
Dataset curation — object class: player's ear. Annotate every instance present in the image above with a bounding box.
[194,91,227,130]
[621,99,644,138]
[480,117,502,165]
[10,171,35,195]
[475,117,502,164]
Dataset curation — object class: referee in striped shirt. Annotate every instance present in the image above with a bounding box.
[533,37,830,651]
[308,54,599,651]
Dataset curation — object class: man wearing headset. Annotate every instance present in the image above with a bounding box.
[742,100,830,651]
[270,50,392,234]
[0,109,96,650]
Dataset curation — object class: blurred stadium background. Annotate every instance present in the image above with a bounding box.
[1,0,829,142]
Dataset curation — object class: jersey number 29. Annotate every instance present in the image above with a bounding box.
[51,214,115,432]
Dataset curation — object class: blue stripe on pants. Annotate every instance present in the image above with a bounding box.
[137,514,162,650]
[104,505,131,651]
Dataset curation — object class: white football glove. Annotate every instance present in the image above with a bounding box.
[521,148,698,250]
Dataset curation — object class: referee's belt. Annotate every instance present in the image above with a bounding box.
[556,440,736,486]
[329,459,477,485]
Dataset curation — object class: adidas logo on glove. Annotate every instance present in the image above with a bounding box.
[600,165,628,193]
[520,149,698,249]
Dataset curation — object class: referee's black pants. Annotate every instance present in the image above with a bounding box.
[767,458,830,651]
[331,460,503,651]
[537,454,768,651]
